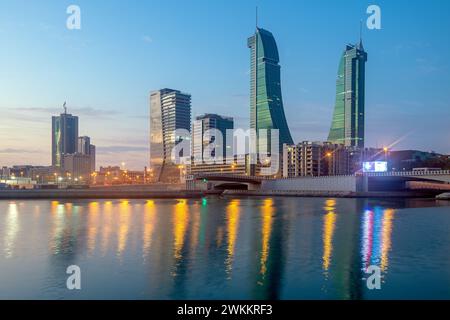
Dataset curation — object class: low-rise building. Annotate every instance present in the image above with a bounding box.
[282,141,353,178]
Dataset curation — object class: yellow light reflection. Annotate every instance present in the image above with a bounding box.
[322,199,337,273]
[323,199,336,211]
[190,205,201,252]
[50,201,66,254]
[101,200,113,256]
[3,203,19,258]
[322,212,336,271]
[117,200,131,256]
[381,209,395,271]
[225,199,240,276]
[143,200,156,257]
[173,199,189,260]
[87,201,100,254]
[260,198,274,277]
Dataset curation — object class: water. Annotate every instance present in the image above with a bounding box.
[0,197,449,300]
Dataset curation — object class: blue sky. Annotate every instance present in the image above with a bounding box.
[1,0,449,169]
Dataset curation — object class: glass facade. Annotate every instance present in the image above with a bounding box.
[192,113,234,163]
[52,112,79,168]
[150,88,191,182]
[248,28,293,154]
[328,42,367,148]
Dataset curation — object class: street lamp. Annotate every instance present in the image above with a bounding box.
[383,147,389,161]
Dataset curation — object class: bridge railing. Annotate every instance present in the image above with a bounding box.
[190,170,450,181]
[360,170,450,177]
[191,173,270,181]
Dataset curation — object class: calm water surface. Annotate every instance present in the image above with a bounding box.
[0,197,449,300]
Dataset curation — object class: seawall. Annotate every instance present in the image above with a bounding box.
[0,189,216,200]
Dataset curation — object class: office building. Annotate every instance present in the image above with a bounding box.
[328,41,367,148]
[52,109,79,168]
[78,136,91,155]
[150,88,191,182]
[192,113,234,163]
[77,136,96,172]
[248,27,293,156]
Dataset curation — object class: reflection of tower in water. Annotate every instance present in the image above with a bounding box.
[321,198,366,299]
[250,198,289,300]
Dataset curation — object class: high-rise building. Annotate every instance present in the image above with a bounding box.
[89,144,96,172]
[150,88,191,182]
[192,113,234,163]
[77,136,91,155]
[77,136,96,172]
[248,27,293,155]
[52,110,79,168]
[328,41,367,148]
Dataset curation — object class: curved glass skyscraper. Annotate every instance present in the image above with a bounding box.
[248,27,293,153]
[328,41,367,148]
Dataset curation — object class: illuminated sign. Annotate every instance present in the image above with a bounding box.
[363,161,388,173]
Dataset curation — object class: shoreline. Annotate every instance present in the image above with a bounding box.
[222,189,443,199]
[0,188,445,200]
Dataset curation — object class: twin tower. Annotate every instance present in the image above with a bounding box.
[248,27,367,149]
[150,26,367,182]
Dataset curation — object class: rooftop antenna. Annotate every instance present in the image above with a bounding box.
[63,101,67,114]
[359,19,363,45]
[256,6,258,29]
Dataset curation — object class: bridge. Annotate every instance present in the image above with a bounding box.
[186,173,267,190]
[358,170,450,192]
[187,170,450,192]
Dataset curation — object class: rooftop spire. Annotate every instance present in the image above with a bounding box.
[358,20,364,50]
[256,6,258,29]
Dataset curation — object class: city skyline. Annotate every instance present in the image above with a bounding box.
[1,0,450,170]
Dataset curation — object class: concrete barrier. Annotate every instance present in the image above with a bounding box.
[261,175,360,192]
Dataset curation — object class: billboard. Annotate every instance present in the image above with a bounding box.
[363,161,388,173]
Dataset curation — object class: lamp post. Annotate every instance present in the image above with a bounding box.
[383,147,389,161]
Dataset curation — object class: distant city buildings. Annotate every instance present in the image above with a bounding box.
[248,27,293,157]
[91,166,146,185]
[150,88,191,183]
[51,106,95,183]
[328,41,367,148]
[52,109,78,168]
[192,113,234,163]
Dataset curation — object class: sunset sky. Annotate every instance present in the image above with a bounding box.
[1,0,449,169]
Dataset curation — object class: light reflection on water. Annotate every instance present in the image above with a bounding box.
[0,197,449,300]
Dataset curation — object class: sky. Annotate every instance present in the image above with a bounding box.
[0,0,449,169]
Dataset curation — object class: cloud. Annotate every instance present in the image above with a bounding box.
[0,148,43,154]
[97,146,148,154]
[4,106,122,122]
[142,35,153,43]
[13,106,120,116]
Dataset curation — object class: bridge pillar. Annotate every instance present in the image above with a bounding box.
[356,175,369,192]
